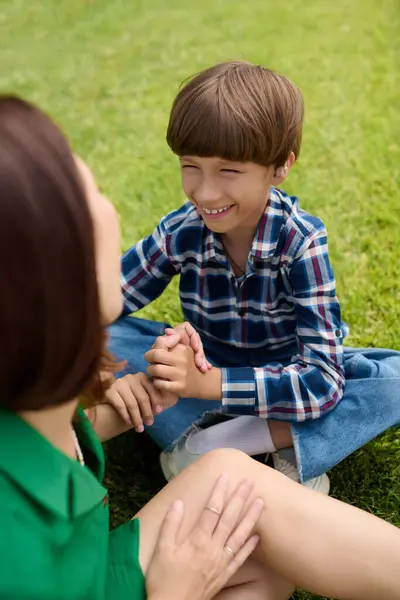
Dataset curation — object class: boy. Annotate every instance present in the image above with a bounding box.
[108,61,400,492]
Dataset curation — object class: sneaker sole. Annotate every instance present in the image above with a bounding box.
[159,451,175,482]
[304,473,330,495]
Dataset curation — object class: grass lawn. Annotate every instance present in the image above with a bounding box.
[1,0,399,597]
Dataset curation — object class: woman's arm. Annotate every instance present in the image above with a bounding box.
[85,402,132,442]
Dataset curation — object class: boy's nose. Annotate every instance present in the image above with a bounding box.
[193,181,223,206]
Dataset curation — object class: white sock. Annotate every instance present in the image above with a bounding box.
[187,416,277,456]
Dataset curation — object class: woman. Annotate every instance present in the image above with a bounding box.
[0,95,399,600]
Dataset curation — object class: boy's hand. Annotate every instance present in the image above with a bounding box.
[105,372,178,432]
[145,341,222,399]
[145,343,198,398]
[165,322,212,373]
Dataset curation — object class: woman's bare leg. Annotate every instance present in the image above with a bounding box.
[213,556,294,599]
[136,449,400,600]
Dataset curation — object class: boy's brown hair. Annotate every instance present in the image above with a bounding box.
[167,61,304,168]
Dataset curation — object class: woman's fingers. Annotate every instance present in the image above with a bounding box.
[157,499,185,552]
[141,377,163,415]
[105,386,132,426]
[130,379,154,427]
[111,379,145,432]
[194,474,229,536]
[223,497,264,557]
[214,479,254,545]
[225,534,260,579]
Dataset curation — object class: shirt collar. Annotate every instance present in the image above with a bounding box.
[204,188,285,263]
[0,408,107,520]
[204,228,226,263]
[250,188,284,260]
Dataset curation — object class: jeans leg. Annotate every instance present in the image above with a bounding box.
[291,348,400,482]
[107,316,220,450]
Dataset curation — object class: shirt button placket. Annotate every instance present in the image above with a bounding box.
[231,276,241,345]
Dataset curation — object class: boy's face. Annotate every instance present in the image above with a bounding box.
[179,156,275,234]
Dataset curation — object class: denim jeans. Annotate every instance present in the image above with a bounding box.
[108,316,400,482]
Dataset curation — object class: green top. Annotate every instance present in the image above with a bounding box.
[0,408,146,600]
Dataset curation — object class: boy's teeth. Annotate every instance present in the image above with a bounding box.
[204,206,230,214]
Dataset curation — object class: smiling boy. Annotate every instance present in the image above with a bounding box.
[108,61,400,491]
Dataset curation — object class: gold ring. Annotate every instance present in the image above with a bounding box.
[224,545,235,557]
[205,505,221,516]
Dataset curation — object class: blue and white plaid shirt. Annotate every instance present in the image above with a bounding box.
[121,188,345,422]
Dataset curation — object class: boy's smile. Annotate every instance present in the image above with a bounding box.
[200,203,234,219]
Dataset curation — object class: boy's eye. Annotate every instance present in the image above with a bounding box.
[221,169,242,174]
[182,165,199,170]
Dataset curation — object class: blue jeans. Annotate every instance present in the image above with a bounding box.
[108,316,400,482]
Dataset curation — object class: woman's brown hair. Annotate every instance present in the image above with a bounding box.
[167,61,304,168]
[0,95,106,411]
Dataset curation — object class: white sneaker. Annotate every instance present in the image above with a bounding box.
[160,435,201,482]
[272,454,330,495]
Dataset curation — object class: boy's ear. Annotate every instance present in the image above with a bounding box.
[272,151,296,185]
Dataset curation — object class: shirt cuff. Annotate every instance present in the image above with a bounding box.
[221,367,257,415]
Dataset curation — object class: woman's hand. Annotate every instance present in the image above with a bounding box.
[146,475,264,600]
[104,334,181,430]
[104,372,178,432]
[104,373,161,431]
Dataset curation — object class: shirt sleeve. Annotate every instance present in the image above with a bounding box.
[121,218,180,315]
[106,519,146,600]
[221,228,345,422]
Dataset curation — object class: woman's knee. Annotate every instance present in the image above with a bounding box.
[198,448,252,471]
[194,448,275,483]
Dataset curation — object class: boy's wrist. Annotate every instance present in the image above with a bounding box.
[196,367,222,401]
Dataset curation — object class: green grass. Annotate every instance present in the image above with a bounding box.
[1,0,399,597]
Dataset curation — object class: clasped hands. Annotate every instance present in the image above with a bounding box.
[146,321,213,396]
[105,323,221,431]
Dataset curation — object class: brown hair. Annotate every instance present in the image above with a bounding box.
[0,95,109,411]
[167,61,304,167]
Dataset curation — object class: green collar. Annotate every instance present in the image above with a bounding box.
[0,408,107,519]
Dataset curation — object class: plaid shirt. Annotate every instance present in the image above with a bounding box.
[121,188,345,422]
